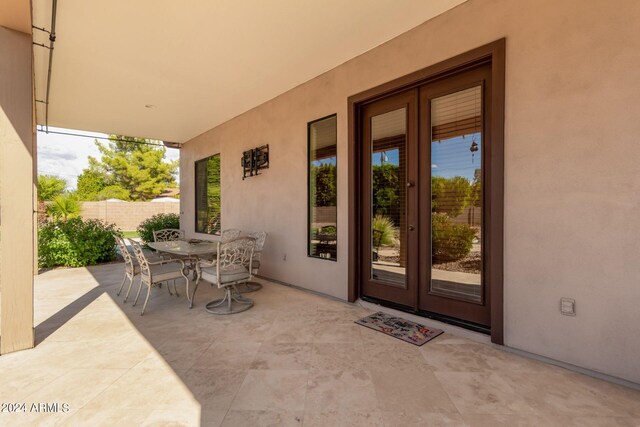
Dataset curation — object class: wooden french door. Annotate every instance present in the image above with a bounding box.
[417,65,492,326]
[360,64,492,328]
[360,90,418,307]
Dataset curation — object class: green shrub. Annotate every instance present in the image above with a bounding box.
[431,213,475,262]
[137,213,180,243]
[319,225,337,235]
[312,225,337,238]
[372,214,397,246]
[39,218,121,268]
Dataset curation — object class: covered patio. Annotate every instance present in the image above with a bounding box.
[0,262,638,426]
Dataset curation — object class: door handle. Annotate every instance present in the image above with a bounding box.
[408,225,415,231]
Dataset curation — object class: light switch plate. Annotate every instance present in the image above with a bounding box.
[560,297,576,316]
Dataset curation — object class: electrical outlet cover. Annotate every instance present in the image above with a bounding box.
[560,297,576,316]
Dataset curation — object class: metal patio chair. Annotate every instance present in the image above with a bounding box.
[221,228,241,242]
[115,235,139,302]
[236,231,267,293]
[128,238,189,315]
[152,228,184,242]
[372,229,384,262]
[152,228,197,276]
[193,236,256,314]
[153,228,186,261]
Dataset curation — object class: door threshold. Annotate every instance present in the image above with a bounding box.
[358,296,492,344]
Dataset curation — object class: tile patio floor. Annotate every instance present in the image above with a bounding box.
[0,263,638,426]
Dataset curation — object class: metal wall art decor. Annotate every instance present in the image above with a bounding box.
[241,144,269,180]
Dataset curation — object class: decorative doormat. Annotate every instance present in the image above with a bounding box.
[355,311,443,346]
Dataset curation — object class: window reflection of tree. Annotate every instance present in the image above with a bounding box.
[309,115,338,260]
[195,154,221,235]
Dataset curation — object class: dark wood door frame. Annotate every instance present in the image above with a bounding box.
[347,39,505,344]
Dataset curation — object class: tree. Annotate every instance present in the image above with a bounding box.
[310,163,337,207]
[76,169,106,201]
[372,164,401,225]
[205,155,221,233]
[466,169,482,226]
[78,135,178,201]
[37,175,67,201]
[47,194,80,221]
[468,179,482,208]
[468,168,482,209]
[96,185,131,201]
[432,176,471,218]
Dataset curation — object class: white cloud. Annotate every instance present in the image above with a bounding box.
[37,127,180,190]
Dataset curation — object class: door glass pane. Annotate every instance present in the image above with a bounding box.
[371,108,406,286]
[430,86,482,302]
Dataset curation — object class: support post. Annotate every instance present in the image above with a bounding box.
[0,26,35,354]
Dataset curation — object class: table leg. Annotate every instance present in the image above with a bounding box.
[188,261,202,309]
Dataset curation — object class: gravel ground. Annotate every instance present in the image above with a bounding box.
[433,251,481,274]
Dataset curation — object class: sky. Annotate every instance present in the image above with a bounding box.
[37,127,180,190]
[431,133,481,180]
[369,133,481,181]
[312,157,336,167]
[372,149,400,166]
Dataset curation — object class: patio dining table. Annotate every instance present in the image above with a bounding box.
[147,239,220,308]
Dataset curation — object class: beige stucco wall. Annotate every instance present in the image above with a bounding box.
[181,0,640,383]
[0,26,35,353]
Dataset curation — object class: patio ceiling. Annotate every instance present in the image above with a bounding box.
[0,0,31,33]
[31,0,467,143]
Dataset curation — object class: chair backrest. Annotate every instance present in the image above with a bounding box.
[153,228,184,242]
[128,238,151,278]
[215,237,256,283]
[115,235,135,273]
[372,229,384,250]
[207,213,221,235]
[247,231,267,252]
[221,228,241,242]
